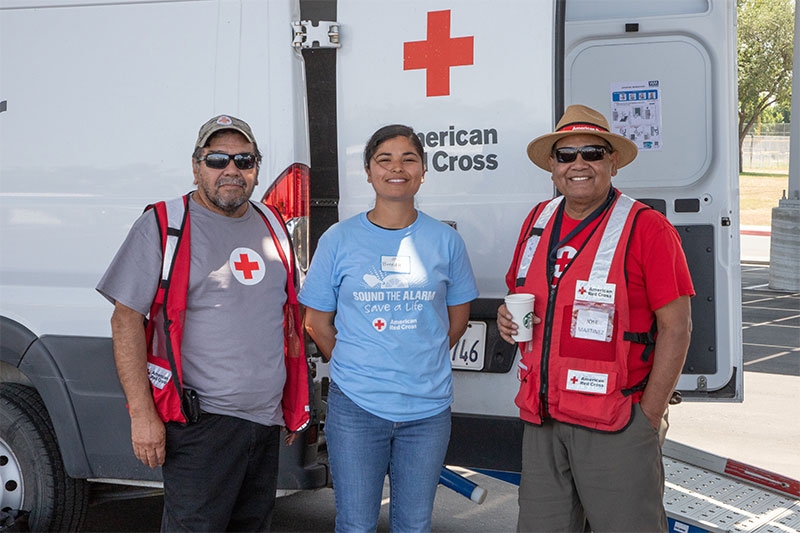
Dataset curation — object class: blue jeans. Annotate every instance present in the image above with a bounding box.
[326,381,451,533]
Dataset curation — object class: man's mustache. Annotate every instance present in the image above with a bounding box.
[216,176,247,188]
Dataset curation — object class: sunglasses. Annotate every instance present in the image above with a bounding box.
[553,145,610,163]
[198,152,258,170]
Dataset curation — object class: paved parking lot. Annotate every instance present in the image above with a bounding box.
[739,264,800,376]
[669,263,800,479]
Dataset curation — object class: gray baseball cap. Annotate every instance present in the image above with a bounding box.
[194,114,256,150]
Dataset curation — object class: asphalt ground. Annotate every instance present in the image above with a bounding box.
[81,264,800,532]
[739,263,798,377]
[668,262,800,480]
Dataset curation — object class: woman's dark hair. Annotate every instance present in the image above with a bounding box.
[363,124,425,169]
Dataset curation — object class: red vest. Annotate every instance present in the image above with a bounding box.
[512,191,652,432]
[144,194,310,432]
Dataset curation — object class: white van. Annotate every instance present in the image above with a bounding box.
[1,0,745,530]
[0,1,324,529]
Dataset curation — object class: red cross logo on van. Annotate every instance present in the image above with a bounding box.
[404,10,474,97]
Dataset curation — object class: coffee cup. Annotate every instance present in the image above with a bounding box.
[504,293,535,342]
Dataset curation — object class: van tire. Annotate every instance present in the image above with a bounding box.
[0,383,89,531]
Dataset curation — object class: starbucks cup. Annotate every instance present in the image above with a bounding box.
[504,293,535,342]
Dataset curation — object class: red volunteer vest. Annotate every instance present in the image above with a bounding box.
[512,191,652,432]
[144,194,310,432]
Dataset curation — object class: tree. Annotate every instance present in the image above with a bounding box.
[760,103,790,125]
[737,0,794,170]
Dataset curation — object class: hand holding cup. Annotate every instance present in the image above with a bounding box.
[503,293,535,342]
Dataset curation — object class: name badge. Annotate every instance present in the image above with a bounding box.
[381,255,410,274]
[574,309,611,341]
[571,280,615,342]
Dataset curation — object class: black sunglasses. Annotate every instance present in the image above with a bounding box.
[198,152,257,170]
[553,145,610,164]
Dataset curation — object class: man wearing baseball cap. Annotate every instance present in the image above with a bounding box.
[98,115,309,531]
[498,104,694,531]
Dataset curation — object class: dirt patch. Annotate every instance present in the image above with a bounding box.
[740,172,789,227]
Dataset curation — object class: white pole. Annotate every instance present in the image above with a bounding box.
[789,0,800,201]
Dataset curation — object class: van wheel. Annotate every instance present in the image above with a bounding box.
[0,383,88,531]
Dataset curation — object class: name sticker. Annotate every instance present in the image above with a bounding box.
[566,369,609,394]
[381,255,410,273]
[574,281,616,304]
[574,309,610,341]
[147,362,172,390]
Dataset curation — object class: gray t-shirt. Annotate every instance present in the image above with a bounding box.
[97,195,287,427]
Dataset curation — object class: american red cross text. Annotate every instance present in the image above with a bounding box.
[404,10,474,97]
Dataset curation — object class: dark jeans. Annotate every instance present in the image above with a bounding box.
[161,414,281,532]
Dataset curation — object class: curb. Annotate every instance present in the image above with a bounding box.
[741,225,771,237]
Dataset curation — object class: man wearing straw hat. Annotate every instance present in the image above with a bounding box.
[498,104,694,531]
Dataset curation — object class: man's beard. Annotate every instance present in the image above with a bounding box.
[203,177,253,214]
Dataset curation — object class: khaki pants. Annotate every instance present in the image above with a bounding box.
[517,404,668,533]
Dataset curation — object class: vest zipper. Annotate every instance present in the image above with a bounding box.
[538,285,559,420]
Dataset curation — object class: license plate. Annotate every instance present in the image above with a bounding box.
[450,321,486,371]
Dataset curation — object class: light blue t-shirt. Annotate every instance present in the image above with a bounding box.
[298,211,478,422]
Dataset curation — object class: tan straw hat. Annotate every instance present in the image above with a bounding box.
[526,104,638,171]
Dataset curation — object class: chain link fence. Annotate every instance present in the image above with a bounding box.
[742,126,790,171]
[750,123,791,136]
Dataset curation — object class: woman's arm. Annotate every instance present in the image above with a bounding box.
[447,302,471,348]
[303,307,338,361]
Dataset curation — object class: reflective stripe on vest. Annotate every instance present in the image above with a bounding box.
[589,194,634,284]
[250,201,295,282]
[161,196,186,284]
[516,196,563,284]
[515,194,635,285]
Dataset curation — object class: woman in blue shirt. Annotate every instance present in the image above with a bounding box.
[299,124,478,532]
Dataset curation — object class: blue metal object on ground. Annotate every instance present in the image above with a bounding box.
[439,466,487,503]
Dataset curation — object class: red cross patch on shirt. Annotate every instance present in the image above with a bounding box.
[552,246,577,286]
[229,247,266,286]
